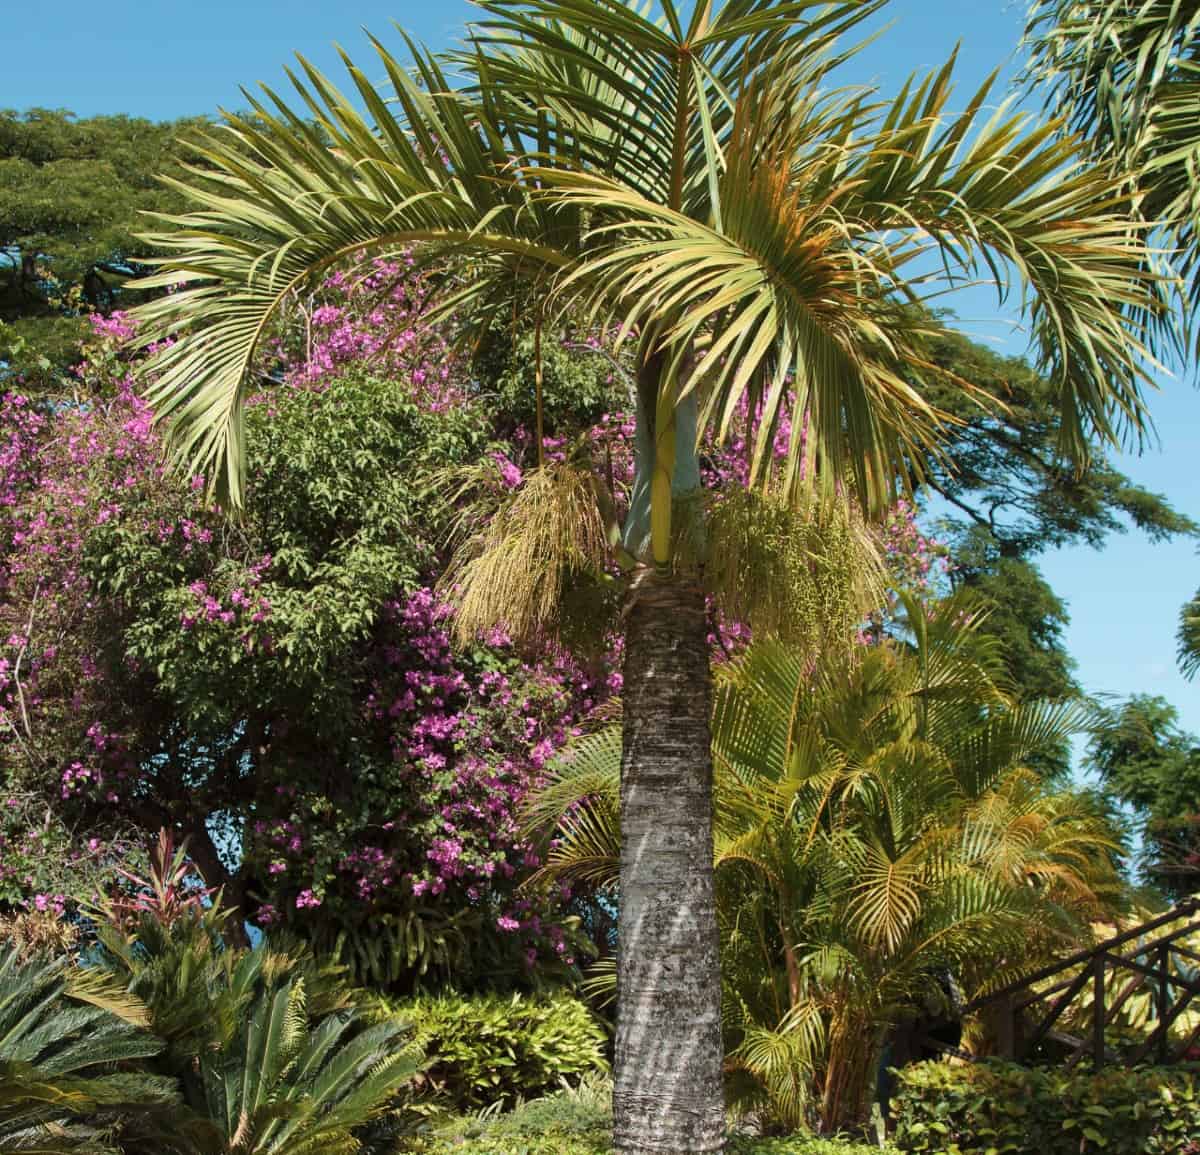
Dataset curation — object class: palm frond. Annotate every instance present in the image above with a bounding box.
[439,461,613,644]
[1025,0,1198,355]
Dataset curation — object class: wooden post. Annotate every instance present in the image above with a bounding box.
[1158,943,1171,1064]
[1093,958,1105,1070]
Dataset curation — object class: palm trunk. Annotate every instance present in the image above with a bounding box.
[613,575,725,1155]
[820,1006,875,1135]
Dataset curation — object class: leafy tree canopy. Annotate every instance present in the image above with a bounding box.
[0,108,205,388]
[911,329,1195,780]
[1085,694,1200,900]
[916,327,1194,556]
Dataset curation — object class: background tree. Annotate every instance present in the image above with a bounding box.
[910,327,1195,776]
[0,109,205,390]
[1086,694,1200,900]
[0,272,617,983]
[1025,0,1200,685]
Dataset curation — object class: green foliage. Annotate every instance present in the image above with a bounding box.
[913,328,1195,770]
[471,312,627,445]
[530,597,1122,1133]
[892,1060,1200,1154]
[405,1078,891,1155]
[947,528,1076,703]
[0,791,143,911]
[1180,585,1200,681]
[726,1142,892,1155]
[916,328,1195,557]
[91,910,423,1154]
[0,109,205,388]
[0,947,177,1153]
[408,1133,890,1155]
[1086,695,1200,898]
[398,990,607,1112]
[112,369,486,733]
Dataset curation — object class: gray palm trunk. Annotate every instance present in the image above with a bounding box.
[614,576,726,1154]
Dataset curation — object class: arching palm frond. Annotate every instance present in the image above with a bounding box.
[703,602,1119,1130]
[523,726,623,893]
[534,56,1161,514]
[135,0,1161,540]
[134,37,572,505]
[726,999,826,1132]
[462,0,884,215]
[1026,0,1200,350]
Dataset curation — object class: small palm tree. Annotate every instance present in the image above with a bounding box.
[530,597,1119,1132]
[133,3,1163,1148]
[713,598,1118,1131]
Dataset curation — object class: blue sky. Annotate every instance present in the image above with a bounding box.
[7,1,1198,735]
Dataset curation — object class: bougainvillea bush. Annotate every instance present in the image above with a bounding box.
[0,254,943,991]
[0,259,626,987]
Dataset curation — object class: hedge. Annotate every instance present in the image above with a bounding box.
[892,1060,1200,1154]
[398,990,608,1110]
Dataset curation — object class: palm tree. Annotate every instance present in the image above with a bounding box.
[710,597,1118,1130]
[132,3,1163,1149]
[531,596,1120,1132]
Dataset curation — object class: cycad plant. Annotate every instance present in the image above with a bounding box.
[0,948,177,1154]
[176,976,420,1155]
[132,3,1164,1148]
[530,597,1120,1133]
[95,912,422,1155]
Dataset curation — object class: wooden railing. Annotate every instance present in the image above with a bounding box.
[957,899,1200,1069]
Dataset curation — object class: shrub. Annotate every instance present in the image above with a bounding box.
[403,1078,893,1154]
[892,1059,1200,1154]
[0,909,79,957]
[400,991,608,1110]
